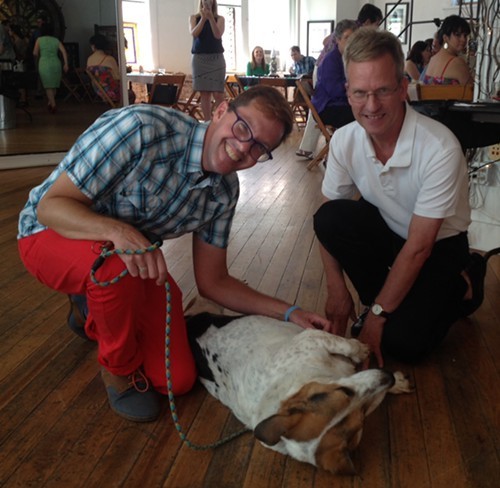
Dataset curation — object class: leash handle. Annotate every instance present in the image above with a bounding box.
[90,231,163,286]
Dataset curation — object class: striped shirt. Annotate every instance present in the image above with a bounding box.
[18,105,239,248]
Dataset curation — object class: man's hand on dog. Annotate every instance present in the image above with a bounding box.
[289,308,334,333]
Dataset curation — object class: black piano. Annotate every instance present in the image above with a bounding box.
[410,100,500,152]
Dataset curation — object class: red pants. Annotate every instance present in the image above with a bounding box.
[18,229,197,395]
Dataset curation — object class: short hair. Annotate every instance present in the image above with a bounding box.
[228,86,294,144]
[89,34,109,51]
[438,15,471,44]
[334,19,359,40]
[357,4,383,25]
[290,46,301,54]
[343,28,405,82]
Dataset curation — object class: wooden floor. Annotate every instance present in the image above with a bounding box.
[0,98,109,157]
[1,131,499,488]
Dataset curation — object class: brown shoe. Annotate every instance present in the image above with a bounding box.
[67,295,92,340]
[100,367,161,422]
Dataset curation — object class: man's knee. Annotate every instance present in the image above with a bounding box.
[313,200,344,242]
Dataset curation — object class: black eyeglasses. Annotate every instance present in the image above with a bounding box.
[230,108,273,163]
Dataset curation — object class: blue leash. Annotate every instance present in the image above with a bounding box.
[90,240,249,450]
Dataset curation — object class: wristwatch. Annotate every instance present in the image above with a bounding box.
[371,303,390,319]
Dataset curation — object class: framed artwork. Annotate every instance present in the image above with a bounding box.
[123,23,138,65]
[306,20,334,58]
[385,2,409,44]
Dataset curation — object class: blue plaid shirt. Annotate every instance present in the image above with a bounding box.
[292,55,316,76]
[18,105,239,248]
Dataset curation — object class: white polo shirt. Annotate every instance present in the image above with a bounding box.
[322,104,471,240]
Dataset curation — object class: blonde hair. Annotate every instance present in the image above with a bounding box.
[343,28,405,82]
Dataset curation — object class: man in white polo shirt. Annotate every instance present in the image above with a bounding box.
[314,29,488,367]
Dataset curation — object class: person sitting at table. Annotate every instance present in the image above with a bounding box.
[289,46,315,77]
[404,40,432,81]
[246,46,269,76]
[422,15,473,86]
[87,34,121,103]
[296,5,382,160]
[311,20,358,132]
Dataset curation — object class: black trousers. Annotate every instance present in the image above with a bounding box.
[314,199,471,362]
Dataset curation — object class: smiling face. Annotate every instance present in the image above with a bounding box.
[444,31,468,56]
[201,100,285,175]
[346,53,408,145]
[253,47,265,64]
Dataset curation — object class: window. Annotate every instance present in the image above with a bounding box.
[220,2,242,72]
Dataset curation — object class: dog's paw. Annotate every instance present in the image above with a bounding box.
[389,371,414,394]
[348,338,370,363]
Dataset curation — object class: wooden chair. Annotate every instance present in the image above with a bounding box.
[61,70,85,103]
[86,67,121,108]
[177,90,203,120]
[233,74,247,93]
[417,83,474,102]
[225,74,241,99]
[295,78,335,170]
[147,74,186,109]
[75,67,100,102]
[290,83,310,128]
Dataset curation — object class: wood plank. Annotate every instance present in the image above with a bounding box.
[0,130,499,487]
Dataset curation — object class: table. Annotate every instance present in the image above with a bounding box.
[236,75,300,88]
[126,72,157,85]
[410,100,500,150]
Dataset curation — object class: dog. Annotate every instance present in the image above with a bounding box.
[185,308,412,475]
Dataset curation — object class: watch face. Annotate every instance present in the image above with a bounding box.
[372,304,383,315]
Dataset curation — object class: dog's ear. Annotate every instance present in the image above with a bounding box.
[254,414,299,446]
[315,432,357,475]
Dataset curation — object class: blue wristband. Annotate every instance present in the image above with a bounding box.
[284,305,301,322]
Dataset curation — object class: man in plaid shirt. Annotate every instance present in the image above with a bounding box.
[289,45,316,76]
[18,86,331,423]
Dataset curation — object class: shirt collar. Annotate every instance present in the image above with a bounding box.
[181,121,224,187]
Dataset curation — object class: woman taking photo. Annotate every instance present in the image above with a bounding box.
[190,0,225,121]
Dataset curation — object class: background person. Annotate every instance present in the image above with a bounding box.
[313,29,487,368]
[33,23,68,113]
[404,40,432,81]
[422,15,472,85]
[190,0,226,121]
[87,34,121,103]
[311,20,358,133]
[246,46,269,76]
[18,86,331,424]
[289,45,315,76]
[0,21,15,68]
[296,4,382,160]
